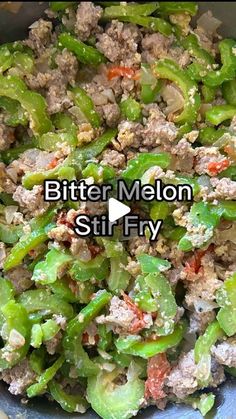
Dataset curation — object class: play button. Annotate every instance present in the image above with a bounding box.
[108,198,131,222]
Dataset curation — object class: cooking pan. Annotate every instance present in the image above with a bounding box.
[0,2,235,418]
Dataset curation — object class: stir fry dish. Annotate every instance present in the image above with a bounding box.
[0,2,236,418]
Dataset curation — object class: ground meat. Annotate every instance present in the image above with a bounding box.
[70,237,92,262]
[55,49,78,85]
[25,71,53,90]
[75,2,102,41]
[102,103,121,128]
[165,350,198,399]
[101,149,126,169]
[48,224,75,243]
[184,254,223,307]
[25,19,53,55]
[125,259,141,277]
[77,123,95,146]
[45,331,62,355]
[0,123,15,151]
[141,104,177,148]
[1,359,36,395]
[96,296,136,332]
[115,120,143,151]
[212,339,236,368]
[128,236,155,257]
[6,265,32,294]
[96,21,141,66]
[141,33,173,64]
[189,310,216,334]
[141,33,190,67]
[13,185,49,216]
[210,178,236,200]
[171,138,196,173]
[195,147,227,176]
[96,295,152,333]
[46,76,72,114]
[9,149,56,177]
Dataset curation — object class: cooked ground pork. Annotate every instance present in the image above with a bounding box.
[184,254,223,307]
[165,350,199,399]
[195,147,227,176]
[212,339,236,368]
[101,149,126,169]
[0,124,15,151]
[6,265,32,293]
[13,185,49,216]
[142,104,178,148]
[25,19,54,55]
[75,2,102,41]
[1,359,36,395]
[96,21,141,67]
[141,33,190,67]
[45,331,63,355]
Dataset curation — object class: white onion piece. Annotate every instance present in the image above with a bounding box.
[140,65,156,85]
[102,88,116,103]
[4,205,18,224]
[68,106,88,123]
[195,354,211,382]
[161,84,184,115]
[213,133,231,149]
[197,11,222,34]
[197,175,212,190]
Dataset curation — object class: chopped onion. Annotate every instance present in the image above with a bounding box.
[195,354,211,383]
[197,11,222,34]
[213,133,231,149]
[68,106,88,123]
[140,65,156,86]
[127,360,142,381]
[102,88,116,103]
[161,84,184,115]
[197,175,212,190]
[4,205,18,224]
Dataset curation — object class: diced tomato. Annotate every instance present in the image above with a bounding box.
[47,158,59,170]
[107,66,139,81]
[184,244,214,277]
[145,353,171,401]
[207,159,230,176]
[122,293,147,334]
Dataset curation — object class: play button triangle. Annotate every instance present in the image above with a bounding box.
[108,198,131,222]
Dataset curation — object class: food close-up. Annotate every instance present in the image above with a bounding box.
[0,2,236,418]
